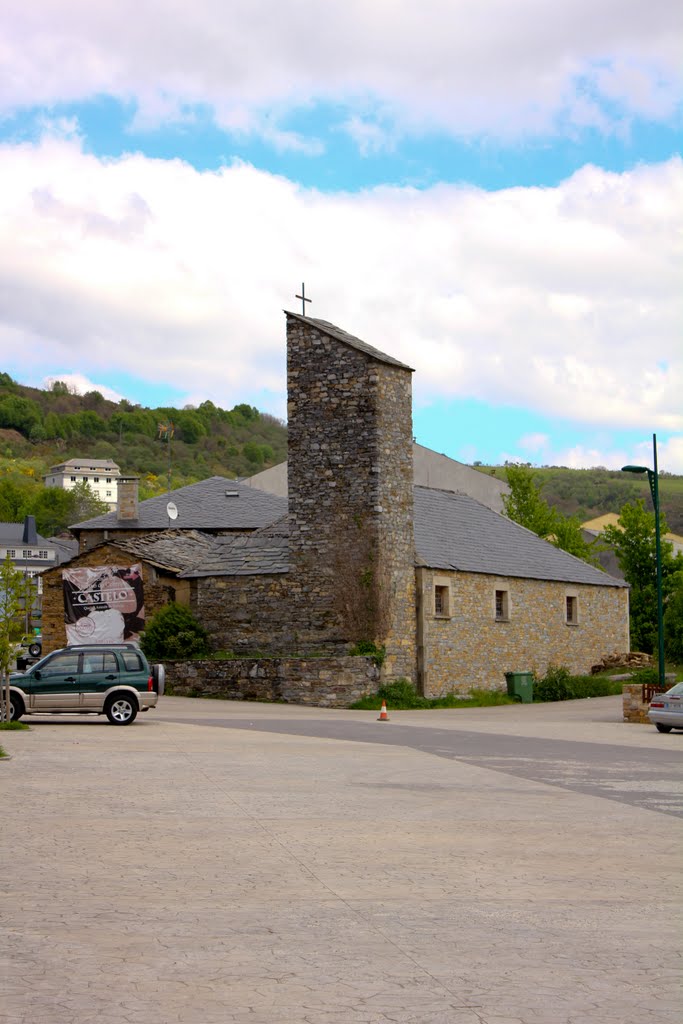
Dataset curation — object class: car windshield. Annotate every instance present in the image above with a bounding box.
[665,682,683,697]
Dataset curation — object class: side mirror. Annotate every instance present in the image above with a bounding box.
[33,669,41,680]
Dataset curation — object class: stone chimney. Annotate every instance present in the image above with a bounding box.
[22,515,38,545]
[117,477,139,521]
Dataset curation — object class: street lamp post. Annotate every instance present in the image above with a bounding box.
[622,433,665,690]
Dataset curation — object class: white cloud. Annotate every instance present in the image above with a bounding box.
[518,433,551,454]
[342,117,395,156]
[42,374,125,403]
[1,1,681,145]
[0,135,681,442]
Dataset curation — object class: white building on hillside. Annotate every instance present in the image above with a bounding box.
[44,458,121,510]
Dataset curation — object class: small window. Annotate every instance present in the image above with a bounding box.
[106,490,112,496]
[566,595,578,625]
[7,549,15,558]
[23,549,30,558]
[122,652,143,672]
[495,589,509,621]
[93,476,100,483]
[70,476,77,482]
[434,584,450,617]
[106,477,111,483]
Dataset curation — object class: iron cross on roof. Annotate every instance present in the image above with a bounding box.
[295,282,312,316]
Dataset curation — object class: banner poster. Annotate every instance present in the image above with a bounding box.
[62,564,145,646]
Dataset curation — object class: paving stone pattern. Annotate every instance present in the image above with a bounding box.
[1,696,681,1024]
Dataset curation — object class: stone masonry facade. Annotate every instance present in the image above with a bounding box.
[286,314,416,679]
[417,567,630,696]
[39,543,180,654]
[165,655,380,708]
[191,573,329,656]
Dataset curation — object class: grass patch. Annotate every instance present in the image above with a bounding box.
[0,720,29,731]
[350,679,516,710]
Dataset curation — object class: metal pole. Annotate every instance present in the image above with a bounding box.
[651,434,665,690]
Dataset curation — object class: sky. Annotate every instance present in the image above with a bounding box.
[0,1,682,473]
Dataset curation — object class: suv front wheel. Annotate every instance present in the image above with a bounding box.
[105,693,138,726]
[10,694,25,721]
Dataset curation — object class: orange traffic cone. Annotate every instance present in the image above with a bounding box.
[377,700,390,722]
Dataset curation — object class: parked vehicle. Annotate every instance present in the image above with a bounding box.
[7,644,165,725]
[20,633,42,658]
[648,682,683,733]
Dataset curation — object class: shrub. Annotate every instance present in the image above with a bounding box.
[377,678,431,708]
[350,640,386,667]
[630,666,660,688]
[140,603,210,660]
[350,680,516,710]
[533,664,573,702]
[533,664,626,701]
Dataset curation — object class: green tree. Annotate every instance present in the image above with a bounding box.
[503,465,557,537]
[242,441,264,466]
[68,482,109,525]
[504,465,599,565]
[0,555,33,720]
[663,571,683,663]
[0,395,42,435]
[32,487,76,536]
[603,500,683,653]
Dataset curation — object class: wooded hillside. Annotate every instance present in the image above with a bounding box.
[482,464,683,535]
[0,373,287,494]
[1,372,681,536]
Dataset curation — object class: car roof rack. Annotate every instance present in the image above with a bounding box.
[65,643,141,650]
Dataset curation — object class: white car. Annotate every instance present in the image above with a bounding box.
[648,682,683,733]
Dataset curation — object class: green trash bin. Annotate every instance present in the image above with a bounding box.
[505,671,534,703]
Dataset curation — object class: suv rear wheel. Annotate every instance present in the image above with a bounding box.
[105,694,138,726]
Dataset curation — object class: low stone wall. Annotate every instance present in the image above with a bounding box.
[623,683,651,724]
[165,655,381,708]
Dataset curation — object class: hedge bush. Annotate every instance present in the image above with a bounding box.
[533,664,626,702]
[140,603,210,660]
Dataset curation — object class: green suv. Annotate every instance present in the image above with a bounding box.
[8,644,165,726]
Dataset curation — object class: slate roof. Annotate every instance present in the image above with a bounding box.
[181,518,290,577]
[414,486,626,588]
[67,480,626,587]
[108,530,217,573]
[0,522,48,544]
[286,311,415,372]
[70,477,288,533]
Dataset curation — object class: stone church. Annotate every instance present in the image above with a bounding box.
[40,312,629,697]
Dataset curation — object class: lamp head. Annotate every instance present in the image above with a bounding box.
[621,464,648,474]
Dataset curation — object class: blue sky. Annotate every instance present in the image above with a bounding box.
[1,1,681,472]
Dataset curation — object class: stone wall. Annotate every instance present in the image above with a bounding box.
[417,567,630,696]
[622,683,652,724]
[165,655,380,707]
[191,572,341,655]
[286,314,416,678]
[40,544,179,654]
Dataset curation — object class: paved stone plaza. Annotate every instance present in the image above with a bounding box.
[1,695,681,1024]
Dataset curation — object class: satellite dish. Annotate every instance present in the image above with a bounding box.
[166,501,178,521]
